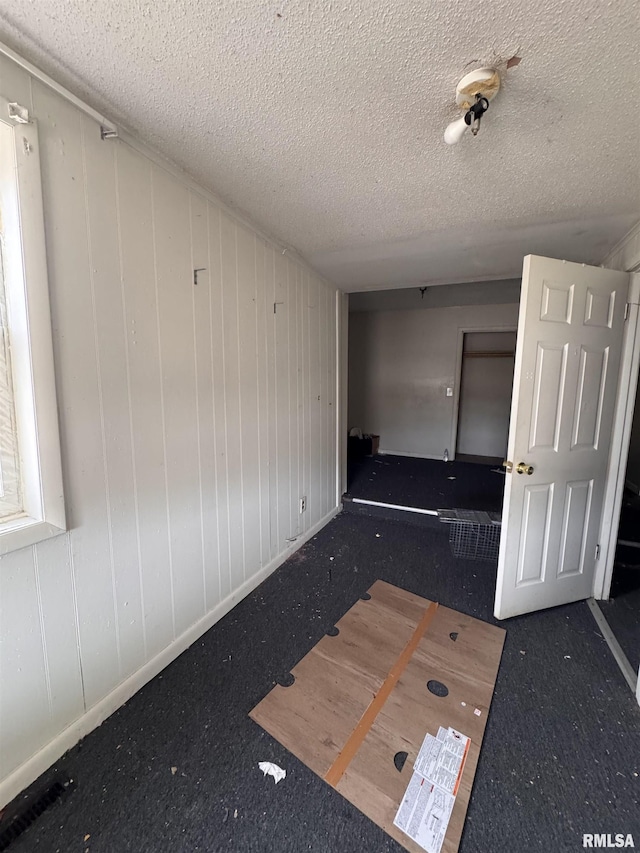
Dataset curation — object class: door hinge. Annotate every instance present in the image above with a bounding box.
[595,543,600,560]
[624,302,630,321]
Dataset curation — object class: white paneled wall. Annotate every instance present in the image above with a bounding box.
[0,54,339,805]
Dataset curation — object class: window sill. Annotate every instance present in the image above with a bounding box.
[0,516,66,556]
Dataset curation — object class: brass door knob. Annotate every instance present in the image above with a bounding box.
[503,460,513,473]
[516,462,534,475]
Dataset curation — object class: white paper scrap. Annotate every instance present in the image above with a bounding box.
[258,761,286,784]
[394,773,455,853]
[394,728,470,853]
[414,728,470,796]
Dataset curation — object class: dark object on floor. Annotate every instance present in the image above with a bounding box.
[347,454,505,512]
[347,434,379,459]
[0,779,72,852]
[4,514,640,853]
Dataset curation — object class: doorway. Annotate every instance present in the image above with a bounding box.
[455,331,516,464]
[345,284,520,514]
[341,252,640,698]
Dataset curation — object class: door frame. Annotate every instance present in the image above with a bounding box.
[451,324,518,460]
[337,290,349,500]
[595,268,640,600]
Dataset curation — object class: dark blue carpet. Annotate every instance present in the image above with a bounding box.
[4,513,639,853]
[347,454,505,513]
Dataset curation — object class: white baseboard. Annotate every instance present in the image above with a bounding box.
[0,505,340,810]
[586,599,637,694]
[378,449,443,460]
[351,498,439,516]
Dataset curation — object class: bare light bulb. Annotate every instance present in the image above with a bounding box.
[444,115,469,145]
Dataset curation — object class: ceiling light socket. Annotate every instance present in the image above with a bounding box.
[444,67,501,145]
[455,67,500,109]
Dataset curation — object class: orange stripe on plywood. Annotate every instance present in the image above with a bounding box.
[324,600,439,787]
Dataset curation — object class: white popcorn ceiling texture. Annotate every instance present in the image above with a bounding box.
[0,0,638,290]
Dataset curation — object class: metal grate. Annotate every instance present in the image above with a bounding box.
[438,509,502,561]
[0,780,72,852]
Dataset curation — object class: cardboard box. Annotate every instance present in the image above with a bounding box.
[347,433,380,457]
[250,581,505,853]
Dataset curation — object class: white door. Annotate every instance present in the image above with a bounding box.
[495,255,629,619]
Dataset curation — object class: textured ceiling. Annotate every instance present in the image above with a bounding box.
[1,0,639,291]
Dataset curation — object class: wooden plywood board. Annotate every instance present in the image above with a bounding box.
[250,581,505,853]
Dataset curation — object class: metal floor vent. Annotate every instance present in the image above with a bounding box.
[0,779,72,851]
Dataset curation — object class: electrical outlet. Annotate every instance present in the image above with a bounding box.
[446,387,453,397]
[299,496,306,514]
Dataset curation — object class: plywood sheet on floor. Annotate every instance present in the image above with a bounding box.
[250,580,505,853]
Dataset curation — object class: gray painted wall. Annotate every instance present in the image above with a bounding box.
[348,303,520,459]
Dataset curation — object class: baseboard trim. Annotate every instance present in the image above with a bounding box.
[586,598,638,696]
[0,505,340,810]
[351,498,439,516]
[378,450,444,461]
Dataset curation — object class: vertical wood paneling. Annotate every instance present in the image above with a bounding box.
[0,549,49,776]
[274,251,291,548]
[190,191,219,611]
[33,535,84,738]
[208,204,231,601]
[116,146,173,660]
[152,167,204,637]
[265,246,278,561]
[288,260,300,537]
[255,238,271,567]
[0,53,32,110]
[83,117,145,680]
[1,55,341,797]
[236,226,261,578]
[220,213,244,589]
[34,82,121,708]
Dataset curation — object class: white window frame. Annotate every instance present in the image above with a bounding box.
[0,95,65,553]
